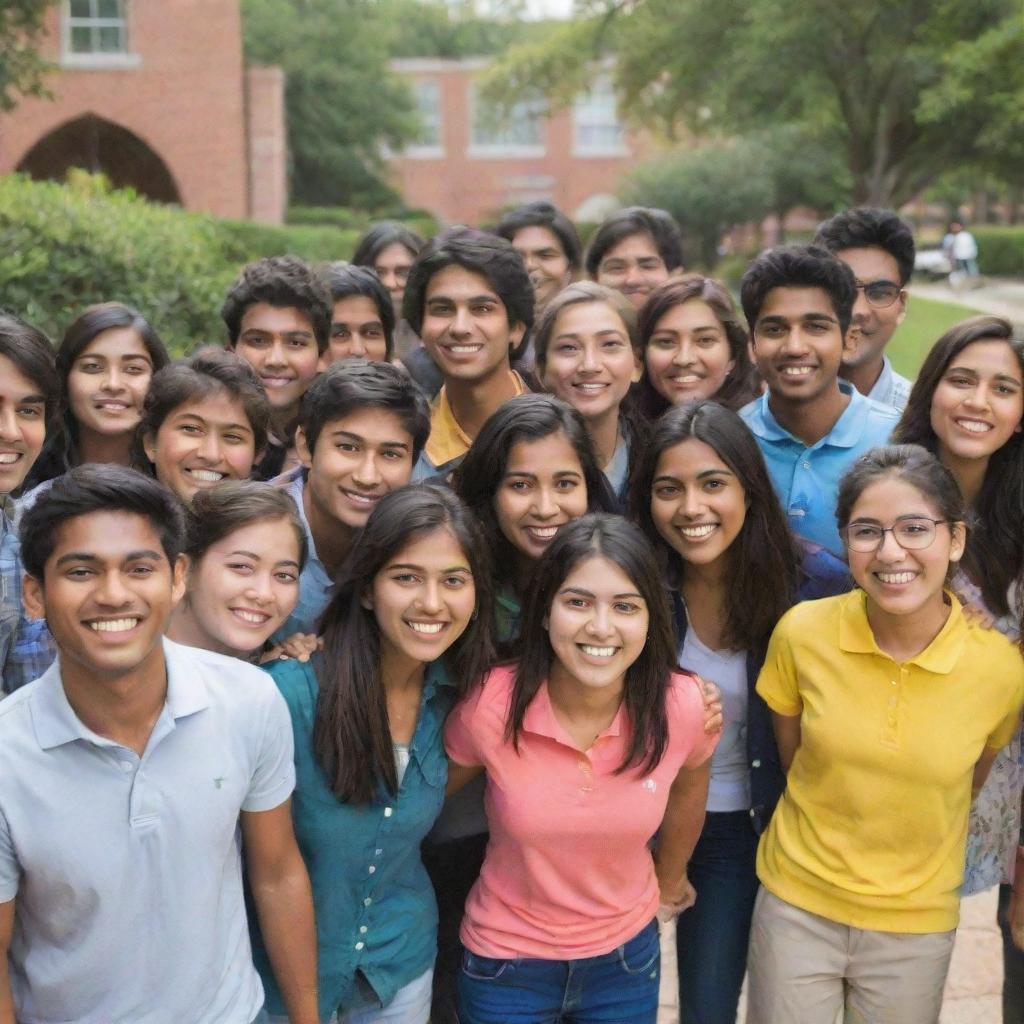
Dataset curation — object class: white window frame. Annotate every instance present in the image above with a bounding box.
[572,75,627,157]
[405,79,445,159]
[62,0,140,69]
[468,84,546,159]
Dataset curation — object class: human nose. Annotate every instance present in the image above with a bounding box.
[416,578,443,615]
[0,404,19,441]
[780,328,810,356]
[349,333,367,358]
[352,451,383,488]
[623,263,642,286]
[875,527,907,560]
[245,571,275,604]
[963,383,990,411]
[531,485,558,519]
[265,340,288,367]
[101,366,126,392]
[851,287,872,321]
[672,339,696,366]
[580,342,600,372]
[197,431,222,463]
[681,485,705,517]
[585,602,613,638]
[95,569,132,607]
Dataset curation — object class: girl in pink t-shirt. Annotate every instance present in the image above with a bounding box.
[445,513,717,1024]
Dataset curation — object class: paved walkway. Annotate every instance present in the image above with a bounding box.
[911,277,1024,325]
[657,888,1003,1023]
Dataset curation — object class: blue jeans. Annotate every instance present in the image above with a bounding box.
[675,810,760,1024]
[456,918,660,1023]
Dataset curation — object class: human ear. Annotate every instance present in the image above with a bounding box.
[21,573,46,622]
[295,426,314,470]
[948,521,967,564]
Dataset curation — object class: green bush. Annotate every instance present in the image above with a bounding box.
[975,226,1024,276]
[215,218,359,266]
[287,205,368,230]
[0,172,232,355]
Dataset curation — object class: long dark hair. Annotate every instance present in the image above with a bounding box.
[633,400,802,652]
[636,276,759,418]
[452,394,617,590]
[313,485,495,803]
[893,315,1024,617]
[508,514,673,775]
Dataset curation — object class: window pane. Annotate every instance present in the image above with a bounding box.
[97,25,124,52]
[69,0,92,18]
[414,80,441,146]
[97,0,122,17]
[69,25,93,52]
[472,90,544,148]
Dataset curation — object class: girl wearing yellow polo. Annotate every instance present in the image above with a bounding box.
[747,444,1024,1024]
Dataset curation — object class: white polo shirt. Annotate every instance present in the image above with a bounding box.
[0,638,296,1024]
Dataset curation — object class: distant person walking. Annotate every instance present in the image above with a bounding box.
[948,221,980,290]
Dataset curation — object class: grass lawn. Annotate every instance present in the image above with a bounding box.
[887,295,980,379]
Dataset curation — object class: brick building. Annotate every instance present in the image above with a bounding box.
[0,0,286,223]
[387,57,653,226]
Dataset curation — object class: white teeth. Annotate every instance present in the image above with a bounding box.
[0,453,20,464]
[671,375,701,384]
[409,622,445,634]
[88,618,139,633]
[344,490,378,505]
[449,345,482,354]
[189,469,224,482]
[575,383,607,391]
[877,571,916,584]
[233,610,269,624]
[527,526,559,540]
[581,645,615,657]
[782,366,813,376]
[680,524,716,539]
[955,419,991,433]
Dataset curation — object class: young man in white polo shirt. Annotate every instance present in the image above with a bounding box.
[10,465,318,1024]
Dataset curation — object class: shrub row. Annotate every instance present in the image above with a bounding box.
[975,226,1024,277]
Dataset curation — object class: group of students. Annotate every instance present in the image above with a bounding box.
[0,200,1023,1024]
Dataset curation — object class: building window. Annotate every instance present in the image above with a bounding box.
[573,76,626,156]
[405,79,443,157]
[66,0,127,54]
[469,86,545,157]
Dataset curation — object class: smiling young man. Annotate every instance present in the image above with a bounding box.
[9,465,317,1024]
[273,359,431,637]
[0,312,59,694]
[739,246,899,556]
[814,208,916,410]
[403,228,535,479]
[222,255,333,480]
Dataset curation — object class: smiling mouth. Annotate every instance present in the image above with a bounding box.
[573,382,609,392]
[779,365,814,377]
[260,375,295,388]
[953,417,992,434]
[87,617,140,633]
[678,523,717,539]
[186,468,225,484]
[525,525,560,542]
[0,452,23,465]
[94,399,131,411]
[875,571,918,585]
[407,621,448,635]
[232,608,271,625]
[342,488,382,507]
[442,344,484,356]
[579,643,617,658]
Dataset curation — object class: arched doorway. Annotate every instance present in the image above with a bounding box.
[16,114,181,204]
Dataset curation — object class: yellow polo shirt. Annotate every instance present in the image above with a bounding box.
[757,589,1024,933]
[423,371,527,471]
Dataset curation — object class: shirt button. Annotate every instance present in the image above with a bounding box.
[751,759,762,768]
[801,461,811,469]
[355,941,364,951]
[375,848,383,857]
[749,809,756,818]
[359,925,368,934]
[383,807,393,818]
[368,866,376,874]
[891,680,897,687]
[120,762,133,773]
[363,898,372,907]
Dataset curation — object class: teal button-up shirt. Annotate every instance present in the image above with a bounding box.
[256,654,454,1020]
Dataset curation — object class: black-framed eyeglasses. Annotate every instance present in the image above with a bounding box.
[854,280,903,309]
[841,517,951,553]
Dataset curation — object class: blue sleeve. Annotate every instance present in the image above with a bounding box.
[796,544,853,602]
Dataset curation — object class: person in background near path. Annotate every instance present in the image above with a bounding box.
[585,207,685,310]
[319,263,395,367]
[814,207,915,411]
[893,314,1024,1022]
[949,221,980,288]
[493,201,581,368]
[13,465,319,1024]
[223,255,333,481]
[738,245,899,556]
[257,486,495,1024]
[167,482,307,662]
[404,229,534,480]
[24,302,169,491]
[533,282,644,506]
[139,348,271,506]
[446,514,718,1024]
[635,275,760,420]
[634,400,850,1024]
[746,445,1024,1024]
[352,222,437,392]
[0,312,58,694]
[272,359,430,640]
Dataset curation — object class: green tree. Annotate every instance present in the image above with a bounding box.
[0,0,54,112]
[242,0,418,208]
[484,0,1023,208]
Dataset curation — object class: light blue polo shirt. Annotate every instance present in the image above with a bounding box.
[740,382,899,556]
[0,638,295,1024]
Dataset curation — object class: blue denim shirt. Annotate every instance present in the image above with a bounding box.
[255,655,454,1020]
[739,382,899,556]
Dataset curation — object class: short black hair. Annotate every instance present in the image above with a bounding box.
[814,207,916,286]
[0,310,59,426]
[299,358,431,458]
[19,464,186,581]
[740,244,857,337]
[320,262,396,360]
[493,201,583,273]
[585,207,684,279]
[352,221,425,268]
[221,255,333,353]
[402,227,535,336]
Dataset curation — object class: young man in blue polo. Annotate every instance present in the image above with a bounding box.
[739,245,899,556]
[9,465,318,1024]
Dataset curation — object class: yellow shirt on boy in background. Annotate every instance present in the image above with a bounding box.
[757,589,1024,934]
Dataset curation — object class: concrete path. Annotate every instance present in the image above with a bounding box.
[911,277,1024,326]
[657,888,1003,1023]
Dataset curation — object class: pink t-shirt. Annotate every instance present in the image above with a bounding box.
[444,663,717,959]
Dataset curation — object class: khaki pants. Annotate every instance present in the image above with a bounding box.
[746,888,955,1024]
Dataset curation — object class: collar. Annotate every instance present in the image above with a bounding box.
[866,356,894,404]
[838,588,968,673]
[521,681,627,746]
[744,381,870,449]
[33,638,210,751]
[425,371,527,465]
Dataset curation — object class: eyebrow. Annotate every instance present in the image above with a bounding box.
[504,469,582,479]
[54,549,163,567]
[559,586,644,600]
[946,365,1022,384]
[16,395,46,406]
[758,313,838,326]
[427,293,501,304]
[653,468,733,485]
[847,513,936,525]
[330,429,409,450]
[171,412,253,432]
[386,562,471,573]
[240,327,314,338]
[653,323,720,334]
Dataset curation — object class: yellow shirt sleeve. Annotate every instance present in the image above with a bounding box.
[985,675,1024,752]
[756,610,803,717]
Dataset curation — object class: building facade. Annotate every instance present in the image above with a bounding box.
[387,57,652,226]
[0,0,286,223]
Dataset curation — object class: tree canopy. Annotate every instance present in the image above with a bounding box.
[0,0,54,112]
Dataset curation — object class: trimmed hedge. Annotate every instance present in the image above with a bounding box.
[976,226,1024,277]
[216,218,359,266]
